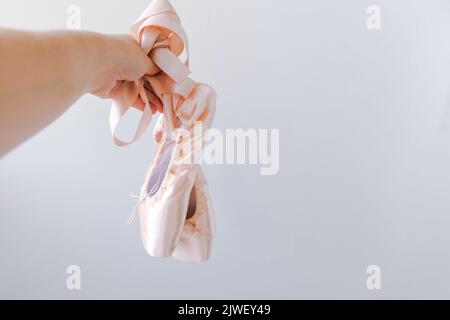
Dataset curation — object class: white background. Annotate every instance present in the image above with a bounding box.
[1,0,450,299]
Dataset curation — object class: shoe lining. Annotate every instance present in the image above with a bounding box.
[146,140,176,197]
[145,139,197,221]
[186,187,197,220]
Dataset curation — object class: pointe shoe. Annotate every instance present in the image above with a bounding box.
[173,169,215,262]
[147,116,215,262]
[134,113,195,257]
[134,112,214,262]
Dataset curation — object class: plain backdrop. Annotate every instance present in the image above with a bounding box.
[1,0,450,299]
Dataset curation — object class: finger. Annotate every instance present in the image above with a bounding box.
[132,97,145,111]
[146,90,163,112]
[120,35,158,81]
[132,96,158,114]
[146,58,161,76]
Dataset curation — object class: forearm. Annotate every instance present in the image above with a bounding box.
[0,29,104,156]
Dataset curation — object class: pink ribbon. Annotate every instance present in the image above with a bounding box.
[109,0,206,146]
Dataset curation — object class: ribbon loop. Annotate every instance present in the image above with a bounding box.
[109,0,213,146]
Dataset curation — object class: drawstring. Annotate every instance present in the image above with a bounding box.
[127,167,163,225]
[127,193,141,225]
[127,200,140,225]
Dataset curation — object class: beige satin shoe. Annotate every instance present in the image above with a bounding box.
[137,116,215,262]
[110,0,217,262]
[173,169,215,262]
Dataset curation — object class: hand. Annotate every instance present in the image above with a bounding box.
[0,29,164,156]
[88,34,163,113]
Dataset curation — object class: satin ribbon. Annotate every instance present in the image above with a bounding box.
[109,0,200,146]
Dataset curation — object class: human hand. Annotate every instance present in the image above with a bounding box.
[87,34,163,114]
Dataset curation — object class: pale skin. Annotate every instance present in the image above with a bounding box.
[0,28,163,156]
